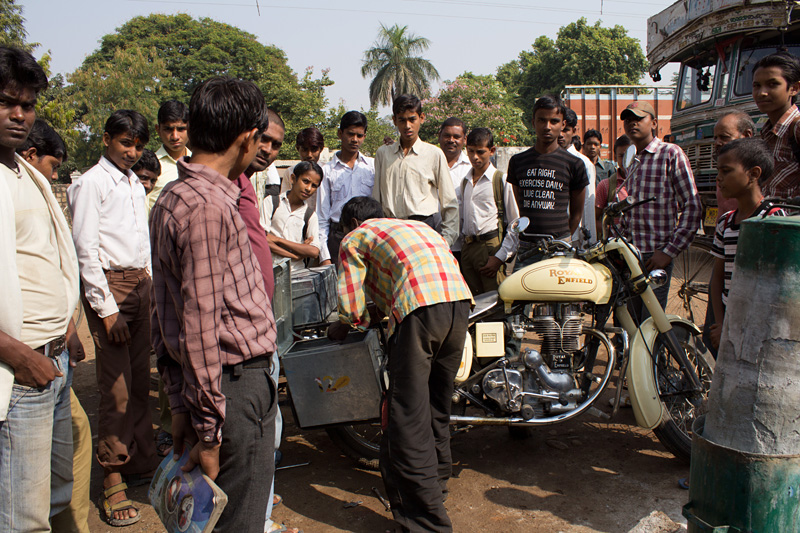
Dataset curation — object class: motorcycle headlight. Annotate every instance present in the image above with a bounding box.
[647,269,668,288]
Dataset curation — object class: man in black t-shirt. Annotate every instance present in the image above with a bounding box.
[508,96,588,267]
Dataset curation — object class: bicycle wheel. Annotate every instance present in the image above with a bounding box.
[666,237,713,327]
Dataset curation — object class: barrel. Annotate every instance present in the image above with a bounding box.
[685,216,800,532]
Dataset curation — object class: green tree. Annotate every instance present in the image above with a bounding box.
[498,18,648,128]
[420,73,531,146]
[67,46,174,170]
[0,0,35,51]
[321,105,397,158]
[361,23,440,108]
[73,14,333,160]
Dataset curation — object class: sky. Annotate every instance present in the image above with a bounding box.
[21,0,679,113]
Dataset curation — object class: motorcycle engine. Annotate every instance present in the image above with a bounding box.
[532,303,584,372]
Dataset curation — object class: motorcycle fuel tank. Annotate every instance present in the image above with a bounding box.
[499,257,613,304]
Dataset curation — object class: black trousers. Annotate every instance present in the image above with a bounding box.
[380,300,470,533]
[213,365,277,533]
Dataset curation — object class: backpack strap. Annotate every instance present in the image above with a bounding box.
[492,170,505,236]
[271,195,280,218]
[302,203,315,241]
[788,115,800,165]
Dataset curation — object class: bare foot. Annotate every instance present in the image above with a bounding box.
[104,471,138,521]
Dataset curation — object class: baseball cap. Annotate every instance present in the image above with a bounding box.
[620,101,656,120]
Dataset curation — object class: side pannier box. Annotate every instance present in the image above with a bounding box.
[272,258,293,356]
[281,329,384,429]
[291,265,338,327]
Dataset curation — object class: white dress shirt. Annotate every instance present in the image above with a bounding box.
[68,156,150,318]
[261,192,321,272]
[567,145,597,245]
[317,151,375,262]
[447,151,472,253]
[149,145,191,210]
[461,164,521,262]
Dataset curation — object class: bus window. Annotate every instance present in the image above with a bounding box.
[734,46,800,97]
[676,60,716,110]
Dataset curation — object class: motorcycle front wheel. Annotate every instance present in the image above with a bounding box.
[326,424,381,471]
[650,322,714,462]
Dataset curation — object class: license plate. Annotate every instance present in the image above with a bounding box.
[704,207,718,228]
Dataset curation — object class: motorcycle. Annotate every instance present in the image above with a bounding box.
[325,196,714,468]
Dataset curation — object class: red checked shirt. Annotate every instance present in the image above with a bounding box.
[760,105,800,199]
[337,218,472,337]
[150,159,277,444]
[620,138,702,257]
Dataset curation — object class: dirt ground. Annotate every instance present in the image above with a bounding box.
[72,318,692,533]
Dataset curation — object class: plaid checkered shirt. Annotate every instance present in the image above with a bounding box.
[337,219,472,337]
[620,137,702,257]
[760,105,800,199]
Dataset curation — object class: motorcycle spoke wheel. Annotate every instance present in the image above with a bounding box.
[326,423,382,471]
[651,323,713,462]
[665,237,713,327]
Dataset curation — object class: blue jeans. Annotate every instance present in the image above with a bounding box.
[0,348,73,532]
[264,350,283,531]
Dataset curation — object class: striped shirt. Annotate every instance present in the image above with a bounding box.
[620,137,702,257]
[710,201,785,304]
[150,158,277,443]
[337,219,472,337]
[760,105,800,199]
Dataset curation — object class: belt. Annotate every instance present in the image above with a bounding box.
[464,229,499,245]
[103,268,149,280]
[35,334,66,358]
[223,354,273,377]
[408,214,435,222]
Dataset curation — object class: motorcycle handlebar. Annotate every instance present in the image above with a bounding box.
[604,196,656,218]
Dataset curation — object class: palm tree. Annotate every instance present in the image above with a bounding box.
[361,23,440,108]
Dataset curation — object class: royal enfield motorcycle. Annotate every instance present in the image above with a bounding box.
[326,196,714,468]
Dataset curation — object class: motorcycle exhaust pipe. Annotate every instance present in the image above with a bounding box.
[450,407,610,426]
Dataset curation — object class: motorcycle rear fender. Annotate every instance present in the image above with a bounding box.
[455,329,473,384]
[626,316,702,430]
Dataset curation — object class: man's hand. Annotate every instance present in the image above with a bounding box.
[709,322,723,349]
[327,321,350,342]
[66,319,85,367]
[13,349,60,387]
[645,250,672,271]
[320,259,332,266]
[184,440,221,480]
[170,412,198,461]
[102,312,131,344]
[479,256,504,278]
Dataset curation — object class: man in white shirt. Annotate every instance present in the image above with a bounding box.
[460,128,520,294]
[149,100,190,211]
[0,46,83,533]
[560,109,597,245]
[318,111,375,265]
[68,110,156,526]
[439,117,471,260]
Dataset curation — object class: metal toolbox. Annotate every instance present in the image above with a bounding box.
[272,258,293,356]
[281,329,384,429]
[291,265,338,327]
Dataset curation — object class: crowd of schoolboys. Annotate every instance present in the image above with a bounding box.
[1,41,799,533]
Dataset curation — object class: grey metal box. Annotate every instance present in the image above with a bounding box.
[291,265,338,327]
[272,258,293,356]
[282,329,384,429]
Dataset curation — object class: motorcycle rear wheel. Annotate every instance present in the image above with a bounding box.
[651,322,713,462]
[326,424,381,471]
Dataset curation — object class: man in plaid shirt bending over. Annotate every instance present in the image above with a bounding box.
[328,196,472,532]
[619,101,702,320]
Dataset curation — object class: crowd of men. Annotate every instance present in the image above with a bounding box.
[1,40,799,533]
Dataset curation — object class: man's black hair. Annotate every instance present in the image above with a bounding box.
[439,117,466,134]
[614,134,631,151]
[188,77,268,153]
[341,196,385,225]
[718,110,756,136]
[717,137,774,184]
[296,127,324,150]
[292,160,323,182]
[583,129,602,144]
[571,135,581,151]
[340,110,368,132]
[17,118,67,161]
[466,127,494,148]
[157,100,188,125]
[267,108,285,130]
[0,46,47,94]
[753,51,800,104]
[532,95,567,121]
[564,109,578,129]
[131,148,161,175]
[104,110,150,145]
[392,94,423,116]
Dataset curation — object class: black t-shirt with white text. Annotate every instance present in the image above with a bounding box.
[507,147,588,238]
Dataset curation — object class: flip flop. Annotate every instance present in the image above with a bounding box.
[99,482,141,527]
[678,477,690,490]
[273,493,283,508]
[268,524,303,533]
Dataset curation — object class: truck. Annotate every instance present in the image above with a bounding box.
[647,0,800,233]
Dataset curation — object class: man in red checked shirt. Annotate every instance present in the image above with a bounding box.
[619,101,702,321]
[328,196,472,533]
